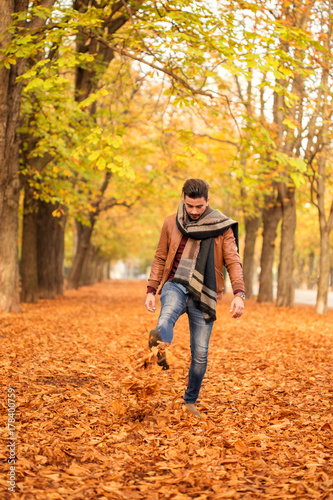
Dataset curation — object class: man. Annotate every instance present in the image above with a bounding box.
[145,179,245,418]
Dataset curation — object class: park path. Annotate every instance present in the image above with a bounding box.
[1,280,333,500]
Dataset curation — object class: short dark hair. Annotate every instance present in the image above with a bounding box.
[182,179,209,201]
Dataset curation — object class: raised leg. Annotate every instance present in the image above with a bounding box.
[154,282,188,344]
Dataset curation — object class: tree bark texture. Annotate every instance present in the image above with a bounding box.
[77,243,109,286]
[0,180,21,312]
[243,215,261,299]
[79,243,98,286]
[276,185,296,307]
[316,226,330,314]
[258,195,282,303]
[98,260,110,282]
[36,201,65,299]
[67,219,95,289]
[20,148,56,300]
[314,149,333,314]
[20,179,39,303]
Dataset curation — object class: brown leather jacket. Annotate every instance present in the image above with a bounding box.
[148,214,245,300]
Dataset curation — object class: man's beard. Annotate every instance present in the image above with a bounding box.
[186,211,200,222]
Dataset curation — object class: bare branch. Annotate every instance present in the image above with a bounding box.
[309,174,319,209]
[234,75,246,106]
[192,133,239,148]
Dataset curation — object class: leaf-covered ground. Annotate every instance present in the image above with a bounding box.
[1,280,333,499]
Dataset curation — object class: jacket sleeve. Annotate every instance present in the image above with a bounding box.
[147,219,169,291]
[223,227,245,294]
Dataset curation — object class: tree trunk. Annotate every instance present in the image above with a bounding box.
[0,179,20,312]
[276,185,296,307]
[316,225,330,314]
[79,243,98,286]
[97,258,109,282]
[0,0,56,311]
[21,180,39,303]
[314,149,333,314]
[243,215,261,299]
[20,149,54,300]
[96,256,103,282]
[258,196,282,302]
[54,210,65,296]
[36,200,65,299]
[67,219,94,289]
[308,252,315,289]
[0,0,29,312]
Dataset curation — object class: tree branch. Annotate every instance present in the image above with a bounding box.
[91,171,112,214]
[87,33,215,99]
[192,133,239,148]
[309,176,319,209]
[29,0,57,30]
[99,198,134,212]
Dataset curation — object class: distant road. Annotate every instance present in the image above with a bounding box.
[252,285,333,309]
[293,289,333,308]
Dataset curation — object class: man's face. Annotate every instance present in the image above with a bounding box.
[184,195,209,221]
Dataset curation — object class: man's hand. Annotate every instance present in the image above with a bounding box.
[230,296,244,319]
[145,293,156,313]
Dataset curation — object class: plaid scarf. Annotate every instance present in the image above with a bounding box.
[171,200,239,323]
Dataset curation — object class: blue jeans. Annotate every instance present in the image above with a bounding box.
[156,281,214,404]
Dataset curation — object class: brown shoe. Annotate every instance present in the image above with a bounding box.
[184,403,201,418]
[148,329,169,370]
